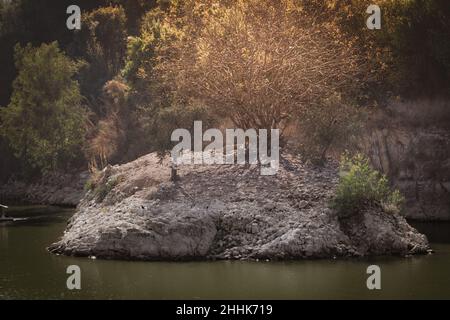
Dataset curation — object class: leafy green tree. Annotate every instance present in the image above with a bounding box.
[0,42,86,175]
[123,5,218,176]
[0,0,108,106]
[110,0,158,35]
[70,5,128,105]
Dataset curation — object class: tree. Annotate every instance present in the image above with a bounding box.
[152,0,368,137]
[0,42,86,175]
[121,4,217,177]
[119,0,370,169]
[296,93,364,165]
[70,5,128,105]
[110,0,158,35]
[300,0,450,98]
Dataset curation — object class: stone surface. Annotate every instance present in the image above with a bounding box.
[0,171,88,207]
[366,128,450,220]
[48,153,429,260]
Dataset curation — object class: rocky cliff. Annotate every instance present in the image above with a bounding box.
[49,153,429,261]
[365,100,450,221]
[0,171,88,207]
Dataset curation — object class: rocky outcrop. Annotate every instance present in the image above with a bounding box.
[0,171,89,207]
[49,153,429,260]
[364,99,450,221]
[366,128,450,221]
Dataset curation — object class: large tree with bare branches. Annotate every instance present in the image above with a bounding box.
[151,0,368,137]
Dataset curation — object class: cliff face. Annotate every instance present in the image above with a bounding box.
[49,153,429,261]
[365,101,450,221]
[0,171,88,207]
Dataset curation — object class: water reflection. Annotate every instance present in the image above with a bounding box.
[0,225,8,244]
[411,221,450,243]
[1,206,450,299]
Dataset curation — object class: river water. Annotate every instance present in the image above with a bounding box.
[0,206,449,299]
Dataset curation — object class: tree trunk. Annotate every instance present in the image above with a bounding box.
[171,165,179,182]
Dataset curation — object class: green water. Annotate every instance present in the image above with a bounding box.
[1,206,450,299]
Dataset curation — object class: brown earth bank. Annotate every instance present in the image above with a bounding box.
[48,153,430,261]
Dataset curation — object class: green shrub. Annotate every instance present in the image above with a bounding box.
[332,153,405,217]
[84,179,96,192]
[84,169,102,192]
[94,175,122,202]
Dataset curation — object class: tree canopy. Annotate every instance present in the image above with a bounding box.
[0,42,86,174]
[0,0,448,179]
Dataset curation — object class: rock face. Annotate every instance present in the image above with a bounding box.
[366,128,450,221]
[49,153,429,260]
[364,99,450,221]
[0,172,88,207]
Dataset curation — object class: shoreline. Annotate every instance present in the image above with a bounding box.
[0,171,88,208]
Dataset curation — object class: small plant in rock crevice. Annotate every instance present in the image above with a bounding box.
[94,175,123,202]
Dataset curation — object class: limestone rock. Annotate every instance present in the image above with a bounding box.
[49,153,430,260]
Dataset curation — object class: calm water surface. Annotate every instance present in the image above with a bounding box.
[1,206,449,299]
